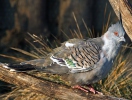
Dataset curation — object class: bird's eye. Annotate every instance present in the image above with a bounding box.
[114,32,118,36]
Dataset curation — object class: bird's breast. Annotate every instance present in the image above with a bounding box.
[102,41,120,60]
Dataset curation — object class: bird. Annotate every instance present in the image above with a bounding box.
[1,21,125,94]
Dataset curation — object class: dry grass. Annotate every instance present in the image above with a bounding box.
[97,46,132,99]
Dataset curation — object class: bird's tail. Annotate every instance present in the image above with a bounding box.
[0,58,48,72]
[0,58,69,74]
[0,63,36,72]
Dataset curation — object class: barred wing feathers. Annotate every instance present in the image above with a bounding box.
[51,38,103,73]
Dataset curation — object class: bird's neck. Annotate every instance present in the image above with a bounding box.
[101,34,120,60]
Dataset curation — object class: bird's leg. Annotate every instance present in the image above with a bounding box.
[87,84,103,95]
[72,85,103,95]
[87,84,96,94]
[72,85,88,93]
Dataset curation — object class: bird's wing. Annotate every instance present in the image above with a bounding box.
[20,38,85,67]
[50,38,103,73]
[3,38,104,73]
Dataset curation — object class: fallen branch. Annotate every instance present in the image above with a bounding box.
[109,0,132,40]
[0,65,127,100]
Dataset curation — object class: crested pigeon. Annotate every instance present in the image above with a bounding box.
[1,21,125,94]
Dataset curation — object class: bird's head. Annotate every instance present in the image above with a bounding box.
[105,21,125,43]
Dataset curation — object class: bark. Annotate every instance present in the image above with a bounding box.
[0,65,126,100]
[109,0,132,40]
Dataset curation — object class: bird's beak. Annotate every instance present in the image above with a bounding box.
[119,36,125,42]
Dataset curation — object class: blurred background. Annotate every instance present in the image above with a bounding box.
[0,0,120,59]
[0,0,132,99]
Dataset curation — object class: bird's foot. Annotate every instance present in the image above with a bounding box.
[87,85,103,95]
[72,85,88,93]
[72,85,103,95]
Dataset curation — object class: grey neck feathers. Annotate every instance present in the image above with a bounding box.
[101,33,121,60]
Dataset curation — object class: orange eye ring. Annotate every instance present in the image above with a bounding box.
[114,32,118,36]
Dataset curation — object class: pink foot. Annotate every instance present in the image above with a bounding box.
[87,85,96,94]
[72,85,103,95]
[87,85,103,95]
[72,85,88,93]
